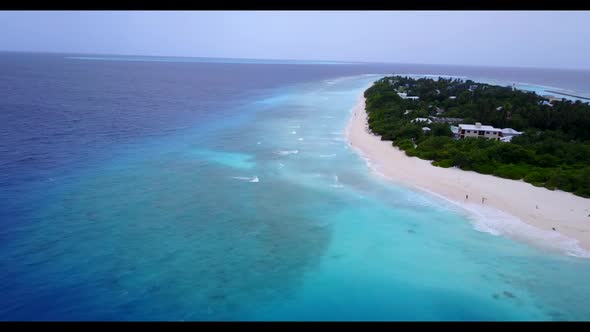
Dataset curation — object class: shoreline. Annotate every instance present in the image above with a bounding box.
[345,94,590,258]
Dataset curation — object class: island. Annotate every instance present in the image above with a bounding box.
[346,75,590,255]
[363,75,590,198]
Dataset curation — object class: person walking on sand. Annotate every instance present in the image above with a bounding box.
[466,194,468,200]
[481,197,486,204]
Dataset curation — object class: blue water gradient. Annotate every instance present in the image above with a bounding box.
[1,53,590,320]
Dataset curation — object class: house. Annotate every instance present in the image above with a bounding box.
[412,117,433,124]
[496,106,503,111]
[449,96,457,100]
[435,107,445,115]
[404,110,414,115]
[457,123,524,141]
[422,127,431,133]
[406,96,420,100]
[468,84,478,91]
[458,123,502,140]
[542,100,553,107]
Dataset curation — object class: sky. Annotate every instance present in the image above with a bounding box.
[0,11,589,70]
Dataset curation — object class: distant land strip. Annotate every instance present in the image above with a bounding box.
[545,90,590,101]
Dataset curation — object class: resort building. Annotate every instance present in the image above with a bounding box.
[457,123,523,142]
[458,123,502,140]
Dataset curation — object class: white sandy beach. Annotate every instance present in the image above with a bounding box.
[346,96,590,257]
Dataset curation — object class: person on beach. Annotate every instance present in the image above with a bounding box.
[481,197,486,204]
[466,194,468,200]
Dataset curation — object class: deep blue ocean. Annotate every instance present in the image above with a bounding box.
[1,52,590,320]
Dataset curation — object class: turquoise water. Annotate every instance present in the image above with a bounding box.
[2,68,590,320]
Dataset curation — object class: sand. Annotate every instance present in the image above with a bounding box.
[345,95,590,257]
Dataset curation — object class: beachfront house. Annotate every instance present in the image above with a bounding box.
[458,123,502,140]
[457,123,523,142]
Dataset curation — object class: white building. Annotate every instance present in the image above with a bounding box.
[449,96,457,100]
[458,123,502,140]
[457,123,523,141]
[412,117,433,124]
[422,127,431,132]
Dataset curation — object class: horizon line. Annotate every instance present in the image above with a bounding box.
[1,49,589,72]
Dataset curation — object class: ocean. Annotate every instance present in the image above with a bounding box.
[1,52,590,320]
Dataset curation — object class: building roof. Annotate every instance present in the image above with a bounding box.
[458,124,502,132]
[501,128,522,135]
[422,127,431,131]
[412,117,432,124]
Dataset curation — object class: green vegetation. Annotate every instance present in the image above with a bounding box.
[364,76,590,198]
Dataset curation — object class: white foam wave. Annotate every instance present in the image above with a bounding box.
[298,137,304,141]
[291,130,297,134]
[350,139,590,258]
[319,154,336,158]
[408,185,590,258]
[232,176,259,183]
[275,150,299,156]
